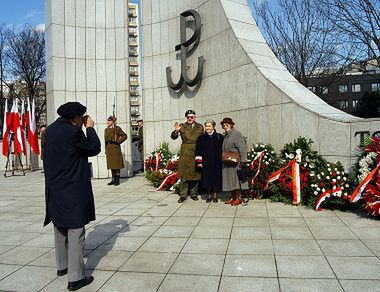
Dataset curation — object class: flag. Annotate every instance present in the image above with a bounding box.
[350,163,380,203]
[315,187,343,211]
[20,100,27,155]
[264,159,295,189]
[2,99,10,156]
[9,99,23,156]
[27,97,40,155]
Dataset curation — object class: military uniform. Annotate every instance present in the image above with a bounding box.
[105,126,128,185]
[171,121,204,200]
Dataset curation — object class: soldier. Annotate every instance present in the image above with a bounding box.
[105,116,128,186]
[171,110,204,203]
[137,119,144,172]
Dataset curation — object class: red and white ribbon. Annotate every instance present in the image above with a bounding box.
[265,156,301,205]
[315,187,342,211]
[250,151,265,183]
[350,163,380,203]
[155,152,161,171]
[156,172,177,191]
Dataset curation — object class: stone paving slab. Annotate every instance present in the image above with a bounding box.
[0,172,379,291]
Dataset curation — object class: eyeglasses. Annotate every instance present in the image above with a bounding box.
[186,115,195,119]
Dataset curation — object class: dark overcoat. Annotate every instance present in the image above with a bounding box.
[105,126,128,169]
[43,117,101,229]
[171,122,204,180]
[195,131,223,188]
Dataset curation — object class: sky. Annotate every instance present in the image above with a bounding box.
[0,0,140,28]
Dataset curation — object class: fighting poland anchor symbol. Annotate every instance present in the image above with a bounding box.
[166,10,204,91]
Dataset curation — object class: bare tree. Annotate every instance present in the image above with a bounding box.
[0,24,10,137]
[320,0,379,62]
[5,25,46,125]
[250,0,358,84]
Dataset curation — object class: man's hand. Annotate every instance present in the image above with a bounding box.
[85,116,95,128]
[174,122,182,132]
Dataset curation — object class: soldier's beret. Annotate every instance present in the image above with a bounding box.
[137,119,143,123]
[57,102,86,119]
[185,110,196,117]
[107,115,114,121]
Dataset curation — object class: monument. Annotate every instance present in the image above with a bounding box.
[46,0,380,178]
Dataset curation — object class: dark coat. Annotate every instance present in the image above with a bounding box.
[43,117,101,229]
[105,126,128,169]
[195,131,223,189]
[171,122,204,180]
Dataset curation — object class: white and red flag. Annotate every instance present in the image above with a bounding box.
[350,163,380,203]
[9,99,23,156]
[20,100,27,156]
[2,98,10,156]
[26,97,40,155]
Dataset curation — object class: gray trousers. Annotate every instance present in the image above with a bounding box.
[179,180,199,198]
[54,226,85,282]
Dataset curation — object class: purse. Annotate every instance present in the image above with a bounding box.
[221,151,240,166]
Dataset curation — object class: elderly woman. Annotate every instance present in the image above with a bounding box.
[195,120,223,203]
[221,117,248,205]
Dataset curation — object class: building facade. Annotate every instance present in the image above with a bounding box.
[305,60,380,114]
[128,3,141,138]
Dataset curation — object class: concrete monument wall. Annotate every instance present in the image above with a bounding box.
[45,0,133,178]
[141,0,380,170]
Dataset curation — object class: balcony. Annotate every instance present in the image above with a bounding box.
[130,69,139,76]
[131,110,140,116]
[128,9,137,17]
[129,49,138,56]
[129,60,139,66]
[129,40,138,46]
[130,90,139,96]
[130,100,140,106]
[128,28,137,36]
[130,79,139,86]
[129,21,137,27]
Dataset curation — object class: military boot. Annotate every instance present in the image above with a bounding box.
[114,175,120,186]
[107,177,115,185]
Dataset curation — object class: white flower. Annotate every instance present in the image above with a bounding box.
[265,162,269,165]
[321,172,325,176]
[327,163,330,167]
[326,176,330,180]
[314,191,318,195]
[271,151,275,154]
[337,171,340,175]
[332,179,336,182]
[343,177,347,181]
[328,168,332,172]
[322,188,326,192]
[345,184,349,187]
[317,187,321,191]
[260,144,264,147]
[337,176,341,180]
[310,172,315,177]
[296,149,302,155]
[255,144,258,147]
[333,185,336,189]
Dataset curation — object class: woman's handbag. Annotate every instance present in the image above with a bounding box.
[221,151,240,166]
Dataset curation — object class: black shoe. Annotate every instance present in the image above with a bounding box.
[57,268,67,276]
[178,197,186,203]
[67,276,94,291]
[114,175,120,186]
[206,197,212,203]
[191,196,198,201]
[107,177,115,185]
[213,198,218,203]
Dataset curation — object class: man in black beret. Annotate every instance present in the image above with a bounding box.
[171,110,204,203]
[43,102,101,291]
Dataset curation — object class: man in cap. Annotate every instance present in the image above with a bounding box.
[105,115,128,185]
[43,102,101,291]
[137,119,144,171]
[171,110,204,203]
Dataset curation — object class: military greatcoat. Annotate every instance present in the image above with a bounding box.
[171,122,204,180]
[105,126,128,169]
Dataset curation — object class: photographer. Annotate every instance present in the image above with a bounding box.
[105,115,128,186]
[43,102,101,291]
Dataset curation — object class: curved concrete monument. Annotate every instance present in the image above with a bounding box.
[45,0,133,178]
[141,0,380,170]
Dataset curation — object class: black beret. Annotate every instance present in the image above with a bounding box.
[137,119,143,123]
[185,109,196,117]
[107,115,114,121]
[57,102,86,119]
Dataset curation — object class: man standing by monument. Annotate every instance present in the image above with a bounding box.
[171,110,204,203]
[43,102,101,291]
[105,115,128,186]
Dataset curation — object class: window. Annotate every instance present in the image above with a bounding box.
[372,83,380,92]
[130,76,138,81]
[339,84,348,93]
[129,57,138,62]
[353,99,360,109]
[128,8,135,14]
[321,86,328,94]
[129,28,137,34]
[307,86,316,93]
[339,100,349,109]
[130,86,138,91]
[129,37,137,43]
[129,18,136,23]
[130,95,138,101]
[131,106,139,113]
[352,84,361,92]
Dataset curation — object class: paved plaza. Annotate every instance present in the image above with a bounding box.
[0,172,379,291]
